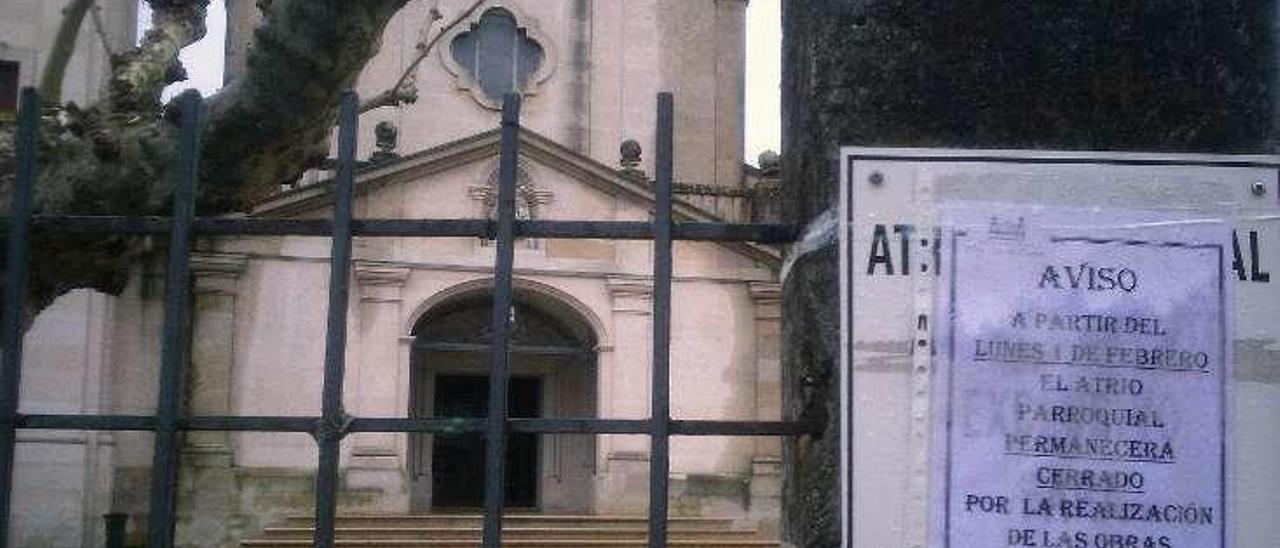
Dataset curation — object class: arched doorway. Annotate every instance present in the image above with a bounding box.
[408,287,598,512]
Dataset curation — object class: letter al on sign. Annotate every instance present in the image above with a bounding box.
[837,147,1280,548]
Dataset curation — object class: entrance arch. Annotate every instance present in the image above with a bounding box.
[407,285,598,512]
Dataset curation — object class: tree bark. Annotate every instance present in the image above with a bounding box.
[780,1,1277,546]
[200,0,410,209]
[111,0,211,112]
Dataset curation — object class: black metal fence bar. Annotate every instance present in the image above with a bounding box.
[15,415,818,436]
[22,415,811,436]
[0,88,38,548]
[482,92,522,548]
[18,415,158,430]
[14,216,798,243]
[313,91,360,548]
[145,90,202,548]
[648,92,675,548]
[669,420,814,436]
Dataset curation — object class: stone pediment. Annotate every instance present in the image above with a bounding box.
[252,128,780,266]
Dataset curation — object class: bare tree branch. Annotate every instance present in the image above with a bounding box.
[359,0,485,113]
[39,0,97,102]
[89,1,117,60]
[359,80,418,114]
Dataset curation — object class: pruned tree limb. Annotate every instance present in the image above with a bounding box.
[110,0,211,112]
[359,0,486,113]
[39,0,97,102]
[89,1,117,60]
[359,79,419,114]
[199,0,412,208]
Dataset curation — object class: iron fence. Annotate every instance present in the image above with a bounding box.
[0,87,813,548]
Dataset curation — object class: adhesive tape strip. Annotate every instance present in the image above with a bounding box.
[779,206,839,284]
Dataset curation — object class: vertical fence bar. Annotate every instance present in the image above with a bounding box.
[103,513,127,548]
[313,91,359,548]
[0,88,39,548]
[146,90,202,548]
[482,92,521,548]
[647,92,674,548]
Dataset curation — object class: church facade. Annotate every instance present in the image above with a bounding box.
[7,1,782,547]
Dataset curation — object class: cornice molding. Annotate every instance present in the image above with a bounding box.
[191,253,249,295]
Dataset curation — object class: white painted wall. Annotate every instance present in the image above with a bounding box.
[0,0,136,105]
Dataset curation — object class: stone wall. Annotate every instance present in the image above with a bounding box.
[0,0,136,105]
[111,466,383,548]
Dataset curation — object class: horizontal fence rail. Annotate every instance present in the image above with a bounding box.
[15,414,817,436]
[0,87,811,548]
[1,216,798,242]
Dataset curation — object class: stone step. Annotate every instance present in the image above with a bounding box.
[241,515,780,548]
[281,515,742,531]
[260,526,768,541]
[243,541,779,548]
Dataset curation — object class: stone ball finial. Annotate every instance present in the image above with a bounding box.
[370,121,401,164]
[620,139,643,165]
[757,150,781,174]
[619,139,646,179]
[375,121,399,151]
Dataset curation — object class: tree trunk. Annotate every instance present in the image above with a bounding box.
[779,0,1278,546]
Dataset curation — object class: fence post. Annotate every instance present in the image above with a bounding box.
[103,513,127,548]
[647,92,674,548]
[0,87,39,548]
[313,90,360,548]
[482,91,521,548]
[146,89,202,548]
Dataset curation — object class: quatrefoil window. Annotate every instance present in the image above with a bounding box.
[450,9,545,103]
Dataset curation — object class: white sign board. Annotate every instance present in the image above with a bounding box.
[838,149,1280,548]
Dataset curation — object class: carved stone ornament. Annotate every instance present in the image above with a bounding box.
[467,159,553,220]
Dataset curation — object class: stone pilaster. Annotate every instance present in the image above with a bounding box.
[178,252,247,548]
[185,253,249,461]
[603,276,652,422]
[346,262,411,509]
[748,282,782,528]
[599,276,653,514]
[749,282,782,454]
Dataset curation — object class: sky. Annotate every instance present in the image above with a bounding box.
[744,0,782,164]
[142,0,782,163]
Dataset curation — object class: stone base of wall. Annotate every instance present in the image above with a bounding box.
[104,457,779,547]
[749,456,782,536]
[10,435,115,548]
[670,473,750,518]
[598,450,781,531]
[109,466,390,548]
[598,451,650,514]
